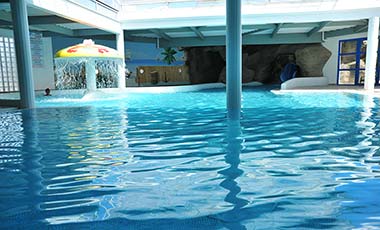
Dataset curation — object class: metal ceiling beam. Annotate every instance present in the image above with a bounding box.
[0,15,73,26]
[271,23,283,38]
[126,20,365,38]
[126,24,276,35]
[0,10,74,36]
[307,21,330,37]
[242,28,270,36]
[330,20,368,27]
[150,29,172,41]
[189,26,204,40]
[133,32,323,47]
[29,16,73,25]
[125,35,156,43]
[74,28,110,36]
[324,25,369,38]
[354,22,369,33]
[0,18,9,26]
[32,24,74,36]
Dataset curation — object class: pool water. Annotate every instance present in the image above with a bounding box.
[1,86,380,229]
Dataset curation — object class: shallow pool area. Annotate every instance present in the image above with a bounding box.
[1,86,380,229]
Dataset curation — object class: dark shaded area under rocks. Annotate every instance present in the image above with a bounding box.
[184,44,331,84]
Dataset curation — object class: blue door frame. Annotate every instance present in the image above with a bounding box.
[337,37,380,86]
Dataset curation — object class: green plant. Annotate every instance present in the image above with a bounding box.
[161,47,177,65]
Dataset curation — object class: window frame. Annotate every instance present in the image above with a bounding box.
[337,37,380,86]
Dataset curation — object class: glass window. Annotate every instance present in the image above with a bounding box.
[339,70,356,84]
[359,70,365,84]
[0,36,18,92]
[340,55,356,69]
[341,40,357,53]
[360,40,367,53]
[359,53,366,69]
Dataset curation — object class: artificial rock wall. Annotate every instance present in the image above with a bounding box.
[184,44,331,84]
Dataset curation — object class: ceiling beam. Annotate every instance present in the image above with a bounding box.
[330,20,368,27]
[126,21,365,37]
[307,21,330,37]
[29,16,74,25]
[189,26,204,40]
[271,23,283,38]
[324,25,369,38]
[33,24,74,36]
[0,15,73,26]
[354,21,369,33]
[157,33,323,48]
[29,0,121,34]
[0,18,9,26]
[126,24,276,35]
[0,10,74,36]
[242,28,271,36]
[125,35,157,43]
[126,22,363,36]
[150,29,172,41]
[74,28,110,36]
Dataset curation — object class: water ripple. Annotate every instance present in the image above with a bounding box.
[1,88,380,229]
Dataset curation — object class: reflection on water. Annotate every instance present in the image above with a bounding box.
[335,95,380,228]
[216,120,247,229]
[0,88,380,229]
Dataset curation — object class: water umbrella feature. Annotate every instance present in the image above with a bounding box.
[54,39,124,92]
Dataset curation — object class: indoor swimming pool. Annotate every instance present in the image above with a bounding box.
[0,86,379,229]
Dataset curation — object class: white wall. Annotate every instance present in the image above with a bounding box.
[322,32,367,84]
[0,29,55,91]
[32,37,55,90]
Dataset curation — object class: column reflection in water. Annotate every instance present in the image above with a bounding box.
[217,120,248,229]
[359,94,380,177]
[94,104,131,220]
[21,109,43,223]
[356,95,379,158]
[335,94,380,228]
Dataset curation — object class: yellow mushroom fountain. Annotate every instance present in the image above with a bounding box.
[54,39,124,92]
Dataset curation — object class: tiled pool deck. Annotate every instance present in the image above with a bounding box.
[273,85,380,97]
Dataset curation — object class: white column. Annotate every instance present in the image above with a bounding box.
[364,17,379,91]
[117,31,126,89]
[86,58,97,91]
[226,0,242,120]
[10,0,35,108]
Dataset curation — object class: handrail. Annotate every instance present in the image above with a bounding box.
[69,0,120,13]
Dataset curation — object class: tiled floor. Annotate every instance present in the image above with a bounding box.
[275,85,380,97]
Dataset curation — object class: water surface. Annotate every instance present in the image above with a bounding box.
[0,86,379,229]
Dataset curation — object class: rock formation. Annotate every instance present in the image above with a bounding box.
[295,45,331,77]
[185,47,225,84]
[184,44,332,84]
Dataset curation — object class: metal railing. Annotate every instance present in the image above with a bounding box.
[70,0,121,18]
[121,0,338,5]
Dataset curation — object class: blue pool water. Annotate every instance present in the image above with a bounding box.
[1,86,380,229]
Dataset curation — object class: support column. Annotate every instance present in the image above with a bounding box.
[117,31,126,89]
[364,17,379,91]
[10,0,35,108]
[86,58,97,92]
[226,0,242,120]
